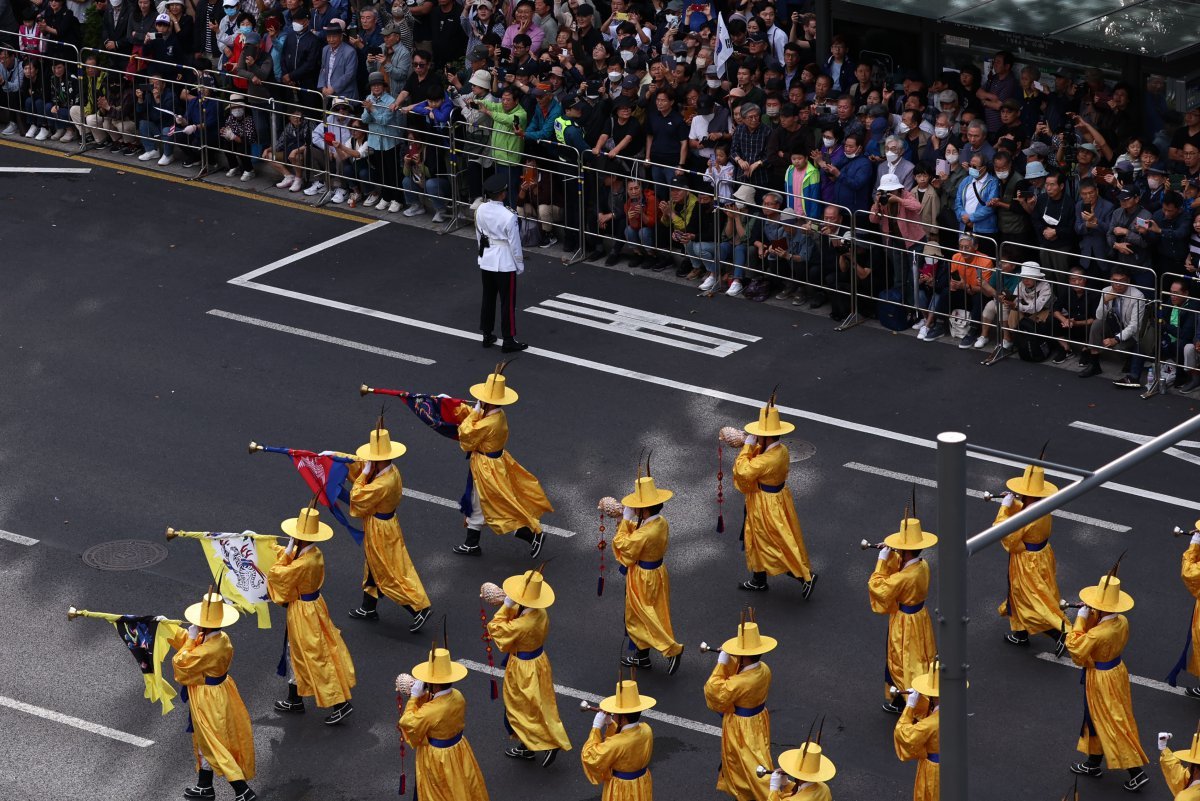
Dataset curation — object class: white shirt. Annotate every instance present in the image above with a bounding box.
[475,200,525,274]
[963,177,986,217]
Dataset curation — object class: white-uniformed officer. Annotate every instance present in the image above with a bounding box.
[476,173,528,353]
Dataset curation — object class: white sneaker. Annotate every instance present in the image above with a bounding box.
[364,193,379,207]
[911,320,924,330]
[240,170,253,182]
[431,209,449,223]
[225,167,239,177]
[972,335,989,349]
[50,129,64,140]
[35,127,50,140]
[276,176,294,188]
[1001,340,1013,350]
[157,154,174,166]
[1,122,17,135]
[138,149,160,161]
[376,197,389,210]
[469,196,484,211]
[699,275,717,292]
[289,176,304,192]
[60,129,76,143]
[389,200,404,214]
[24,124,37,137]
[916,324,929,340]
[402,203,424,217]
[331,188,347,204]
[727,280,744,297]
[303,180,325,196]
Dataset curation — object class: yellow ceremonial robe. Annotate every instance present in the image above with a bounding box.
[733,443,812,580]
[994,503,1067,636]
[769,785,832,801]
[399,689,489,801]
[894,702,938,801]
[582,721,654,801]
[348,464,430,611]
[614,515,683,658]
[267,543,356,707]
[1161,749,1200,799]
[457,405,553,535]
[170,630,255,782]
[1067,614,1149,769]
[487,605,572,752]
[868,555,936,699]
[1180,544,1200,679]
[704,660,773,801]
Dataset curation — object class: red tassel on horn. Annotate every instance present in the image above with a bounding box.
[597,508,607,597]
[395,693,407,795]
[716,443,726,533]
[479,598,498,700]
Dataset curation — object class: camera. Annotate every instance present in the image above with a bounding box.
[406,0,419,6]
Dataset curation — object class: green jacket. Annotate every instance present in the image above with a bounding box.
[477,99,527,166]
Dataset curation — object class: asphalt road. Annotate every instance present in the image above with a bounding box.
[3,140,1200,801]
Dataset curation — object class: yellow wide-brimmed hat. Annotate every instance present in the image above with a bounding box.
[470,364,519,406]
[1173,728,1200,765]
[184,591,240,629]
[744,404,795,438]
[1079,574,1134,614]
[598,679,657,714]
[411,646,469,684]
[621,476,673,508]
[280,506,334,542]
[1006,465,1058,498]
[721,620,777,657]
[883,517,939,550]
[356,425,406,461]
[778,743,836,784]
[502,569,555,609]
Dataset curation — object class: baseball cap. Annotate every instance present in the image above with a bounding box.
[937,89,958,104]
[1000,98,1021,111]
[705,64,719,76]
[1077,142,1099,154]
[1024,161,1048,179]
[1146,162,1168,176]
[368,71,385,85]
[1022,142,1050,157]
[381,22,401,35]
[747,32,767,43]
[469,45,489,61]
[620,75,639,89]
[669,173,690,188]
[695,94,714,114]
[155,13,171,23]
[222,0,236,6]
[575,3,594,16]
[669,41,688,55]
[1117,188,1137,201]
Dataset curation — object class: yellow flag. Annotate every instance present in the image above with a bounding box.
[197,532,278,628]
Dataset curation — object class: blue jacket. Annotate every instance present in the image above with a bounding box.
[183,96,220,133]
[361,92,397,150]
[318,42,358,99]
[524,99,563,143]
[831,152,873,214]
[955,174,1001,233]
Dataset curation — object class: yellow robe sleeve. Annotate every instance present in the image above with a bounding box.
[1162,749,1191,797]
[732,445,767,493]
[457,407,489,452]
[580,725,618,785]
[486,604,525,652]
[1066,618,1106,668]
[349,468,399,518]
[171,632,230,685]
[398,694,435,748]
[867,553,905,614]
[1182,545,1200,601]
[995,501,1027,552]
[894,704,935,761]
[703,661,742,713]
[612,519,645,567]
[266,545,302,605]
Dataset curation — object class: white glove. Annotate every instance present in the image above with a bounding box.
[154,615,167,622]
[318,450,335,457]
[472,401,482,413]
[769,769,785,792]
[1159,732,1173,752]
[717,650,732,666]
[1190,533,1200,546]
[905,689,920,709]
[187,624,200,638]
[411,680,427,698]
[1001,492,1015,509]
[878,546,893,562]
[502,596,516,608]
[622,505,636,522]
[744,434,758,446]
[1076,605,1091,622]
[182,124,196,134]
[221,127,235,140]
[592,711,611,729]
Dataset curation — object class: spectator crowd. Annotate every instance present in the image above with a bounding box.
[2,0,1200,388]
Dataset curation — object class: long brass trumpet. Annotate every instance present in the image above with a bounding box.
[578,700,604,714]
[1059,599,1085,610]
[166,527,279,542]
[755,765,773,778]
[860,539,887,550]
[1174,526,1199,538]
[699,641,716,653]
[980,491,1009,503]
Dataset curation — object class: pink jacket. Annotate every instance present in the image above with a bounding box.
[869,189,925,247]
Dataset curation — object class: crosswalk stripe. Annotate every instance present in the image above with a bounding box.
[555,293,761,342]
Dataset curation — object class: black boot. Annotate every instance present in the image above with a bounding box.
[408,605,431,633]
[454,528,482,555]
[348,591,380,621]
[1123,768,1148,791]
[230,780,256,801]
[1071,754,1103,777]
[274,682,306,714]
[739,571,768,591]
[1005,630,1030,646]
[324,700,354,725]
[183,770,215,798]
[621,648,652,669]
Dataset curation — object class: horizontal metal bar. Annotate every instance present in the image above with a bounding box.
[965,444,1094,478]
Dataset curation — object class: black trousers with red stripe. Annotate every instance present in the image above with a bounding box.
[480,269,518,341]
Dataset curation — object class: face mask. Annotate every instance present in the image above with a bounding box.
[110,0,122,7]
[765,106,779,117]
[608,71,622,82]
[968,166,980,178]
[238,24,252,33]
[995,170,1009,180]
[231,108,244,117]
[946,151,959,164]
[292,21,303,31]
[620,50,633,63]
[1148,177,1162,190]
[822,136,835,148]
[844,150,858,159]
[224,6,237,15]
[706,79,721,89]
[695,57,707,68]
[884,150,900,164]
[934,126,949,139]
[897,123,909,135]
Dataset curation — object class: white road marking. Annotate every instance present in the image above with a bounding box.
[232,220,389,283]
[1036,653,1186,696]
[0,167,92,174]
[207,309,435,365]
[458,659,722,737]
[1070,421,1200,468]
[229,232,1200,512]
[0,529,39,546]
[0,695,154,747]
[843,463,1131,533]
[527,293,758,357]
[404,488,575,538]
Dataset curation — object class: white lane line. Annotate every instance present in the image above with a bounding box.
[232,220,388,283]
[843,463,1131,533]
[458,659,722,737]
[207,309,435,365]
[0,166,93,174]
[537,300,739,348]
[0,695,154,747]
[1036,653,1185,696]
[555,293,762,342]
[404,488,575,538]
[526,306,741,357]
[0,529,39,546]
[1070,421,1200,468]
[228,243,1200,513]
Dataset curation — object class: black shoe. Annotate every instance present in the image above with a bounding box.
[739,580,769,591]
[501,340,529,353]
[881,700,904,715]
[801,572,818,600]
[108,141,123,153]
[620,655,652,669]
[452,544,482,556]
[324,702,354,725]
[586,249,604,261]
[482,333,497,348]
[541,748,559,767]
[604,252,622,266]
[183,786,215,799]
[274,699,306,714]
[650,259,669,272]
[1181,377,1200,394]
[538,235,559,249]
[666,652,682,676]
[348,607,380,621]
[1054,631,1067,659]
[529,530,544,558]
[1123,771,1148,792]
[1184,687,1200,699]
[1112,374,1142,389]
[1078,362,1102,378]
[409,607,430,633]
[674,263,691,278]
[1051,348,1070,364]
[233,790,257,801]
[505,746,535,760]
[626,254,645,269]
[1070,763,1103,778]
[1005,632,1030,646]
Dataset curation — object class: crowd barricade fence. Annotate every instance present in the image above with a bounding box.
[5,37,81,145]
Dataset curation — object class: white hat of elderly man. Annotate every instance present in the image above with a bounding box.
[1018,261,1045,279]
[1024,161,1049,180]
[732,184,757,208]
[469,69,493,91]
[877,173,904,192]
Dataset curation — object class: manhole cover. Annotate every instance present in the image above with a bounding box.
[789,440,816,463]
[82,540,168,571]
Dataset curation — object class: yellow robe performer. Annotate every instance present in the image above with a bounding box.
[268,506,356,723]
[582,679,656,801]
[487,569,572,763]
[171,592,257,801]
[347,424,432,632]
[769,732,838,801]
[734,399,815,594]
[399,647,490,801]
[454,368,554,557]
[994,465,1068,645]
[1167,529,1200,696]
[1160,732,1200,800]
[1067,574,1149,790]
[704,620,777,801]
[615,472,683,672]
[894,663,943,801]
[868,517,937,712]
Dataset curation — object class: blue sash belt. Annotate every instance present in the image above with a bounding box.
[899,602,925,614]
[757,483,784,493]
[637,559,663,570]
[1094,656,1122,670]
[613,767,648,780]
[734,703,765,717]
[926,753,939,764]
[458,452,503,517]
[204,673,227,686]
[1024,539,1048,552]
[429,730,464,748]
[1167,614,1195,687]
[516,647,544,660]
[300,590,320,601]
[374,511,395,520]
[483,450,503,458]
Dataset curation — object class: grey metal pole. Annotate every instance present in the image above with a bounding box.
[936,432,968,801]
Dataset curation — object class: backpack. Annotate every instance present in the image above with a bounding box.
[876,286,910,331]
[1015,315,1052,362]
